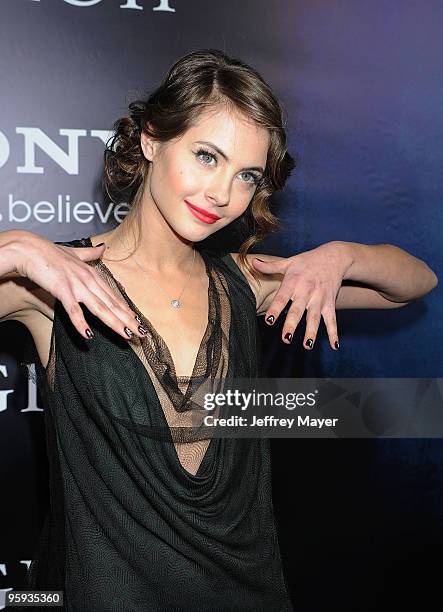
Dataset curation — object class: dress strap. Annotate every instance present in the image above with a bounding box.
[222,252,255,286]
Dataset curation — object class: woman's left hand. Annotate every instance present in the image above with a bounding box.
[252,242,354,351]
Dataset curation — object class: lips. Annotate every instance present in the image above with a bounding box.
[185,200,221,224]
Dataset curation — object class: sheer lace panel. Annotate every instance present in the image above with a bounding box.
[87,246,231,476]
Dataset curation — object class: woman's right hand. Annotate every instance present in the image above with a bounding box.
[10,231,146,341]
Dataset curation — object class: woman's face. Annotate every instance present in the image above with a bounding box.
[139,105,270,242]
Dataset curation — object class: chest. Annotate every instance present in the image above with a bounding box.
[103,262,212,379]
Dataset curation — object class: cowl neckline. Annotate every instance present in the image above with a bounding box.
[81,236,228,479]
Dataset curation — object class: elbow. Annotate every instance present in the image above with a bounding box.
[411,256,438,298]
[425,267,438,294]
[431,270,438,290]
[412,267,438,301]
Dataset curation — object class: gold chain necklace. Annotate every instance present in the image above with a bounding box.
[117,234,196,309]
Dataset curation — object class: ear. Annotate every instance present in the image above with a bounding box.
[140,130,157,162]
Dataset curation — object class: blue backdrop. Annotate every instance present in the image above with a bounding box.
[0,1,441,610]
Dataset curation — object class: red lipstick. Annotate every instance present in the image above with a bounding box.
[185,200,221,224]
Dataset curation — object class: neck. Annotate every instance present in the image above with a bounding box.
[108,199,196,275]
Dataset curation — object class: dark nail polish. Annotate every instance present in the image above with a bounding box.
[134,314,142,323]
[124,326,134,338]
[266,315,275,325]
[334,340,340,350]
[138,325,148,335]
[306,338,314,349]
[85,328,94,339]
[284,332,292,343]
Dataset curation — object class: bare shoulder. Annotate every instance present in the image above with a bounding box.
[227,252,284,316]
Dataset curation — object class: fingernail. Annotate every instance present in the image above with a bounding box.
[95,242,105,247]
[334,340,340,350]
[284,332,292,343]
[306,338,314,349]
[134,314,142,323]
[124,327,134,338]
[85,328,95,339]
[138,325,148,335]
[265,315,275,325]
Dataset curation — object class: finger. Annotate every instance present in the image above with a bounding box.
[92,273,144,327]
[252,257,291,275]
[265,275,306,325]
[280,296,309,344]
[302,307,322,350]
[59,294,99,341]
[76,289,146,342]
[263,284,294,326]
[263,273,314,326]
[85,277,147,339]
[63,284,145,342]
[321,303,339,350]
[72,265,143,336]
[71,243,107,262]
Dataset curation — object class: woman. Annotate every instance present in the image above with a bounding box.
[0,49,437,611]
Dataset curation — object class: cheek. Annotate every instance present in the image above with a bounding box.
[231,189,254,215]
[162,162,203,199]
[176,168,201,195]
[149,161,195,209]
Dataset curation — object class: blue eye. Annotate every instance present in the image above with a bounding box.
[195,148,261,187]
[196,148,217,165]
[240,171,261,186]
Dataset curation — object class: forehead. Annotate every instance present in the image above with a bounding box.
[182,106,270,162]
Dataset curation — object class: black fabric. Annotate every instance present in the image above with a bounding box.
[24,236,293,611]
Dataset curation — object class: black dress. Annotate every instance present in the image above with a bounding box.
[24,236,293,611]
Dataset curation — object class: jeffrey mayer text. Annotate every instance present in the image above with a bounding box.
[204,415,339,429]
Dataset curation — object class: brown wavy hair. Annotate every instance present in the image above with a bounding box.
[103,48,296,282]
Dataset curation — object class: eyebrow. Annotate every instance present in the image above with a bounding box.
[194,140,265,174]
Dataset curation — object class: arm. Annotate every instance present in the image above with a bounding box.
[229,241,438,349]
[230,243,437,314]
[0,230,29,279]
[0,230,146,342]
[0,230,41,322]
[337,241,438,304]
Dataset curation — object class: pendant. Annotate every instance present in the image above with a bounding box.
[171,299,181,309]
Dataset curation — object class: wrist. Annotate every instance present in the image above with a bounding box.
[327,240,356,281]
[0,230,36,277]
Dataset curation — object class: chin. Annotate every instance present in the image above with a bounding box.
[166,219,211,243]
[184,225,218,242]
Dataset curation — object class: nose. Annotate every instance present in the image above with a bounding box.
[205,173,231,208]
